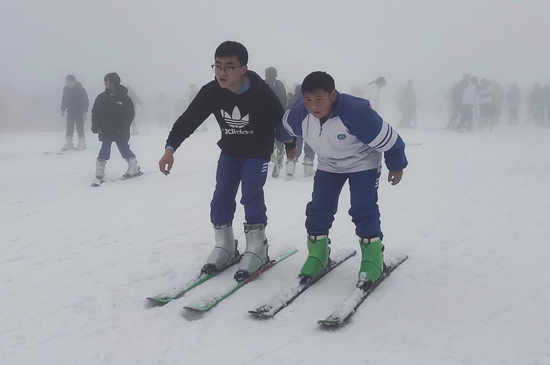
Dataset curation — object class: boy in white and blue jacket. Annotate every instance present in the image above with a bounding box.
[276,71,408,288]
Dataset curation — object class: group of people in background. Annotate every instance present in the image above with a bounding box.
[445,74,550,132]
[59,66,548,188]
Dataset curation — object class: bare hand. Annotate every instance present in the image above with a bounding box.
[388,170,403,185]
[159,150,174,175]
[97,128,103,134]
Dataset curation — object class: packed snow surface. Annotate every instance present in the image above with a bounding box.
[1,121,549,365]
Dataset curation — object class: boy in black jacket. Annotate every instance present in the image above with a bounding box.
[158,41,287,281]
[91,73,141,182]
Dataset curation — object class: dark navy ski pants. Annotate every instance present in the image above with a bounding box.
[210,155,269,226]
[306,167,383,239]
[98,140,135,160]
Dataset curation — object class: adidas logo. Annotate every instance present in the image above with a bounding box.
[222,106,249,129]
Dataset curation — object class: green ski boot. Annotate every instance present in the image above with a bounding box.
[359,237,384,283]
[300,235,330,279]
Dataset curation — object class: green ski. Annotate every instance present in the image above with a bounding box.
[184,247,298,312]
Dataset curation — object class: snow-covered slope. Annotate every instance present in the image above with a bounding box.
[1,121,549,365]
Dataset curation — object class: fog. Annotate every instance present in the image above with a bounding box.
[1,0,548,131]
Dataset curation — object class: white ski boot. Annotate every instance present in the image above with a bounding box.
[61,136,73,151]
[123,156,141,178]
[201,223,240,275]
[286,159,296,180]
[75,136,86,150]
[92,158,107,187]
[303,157,314,177]
[234,223,269,281]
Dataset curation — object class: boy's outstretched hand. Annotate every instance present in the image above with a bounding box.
[159,150,174,175]
[388,170,403,185]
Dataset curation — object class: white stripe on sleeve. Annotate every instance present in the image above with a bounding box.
[369,121,398,152]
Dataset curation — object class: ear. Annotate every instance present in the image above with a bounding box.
[330,89,338,101]
[241,65,248,75]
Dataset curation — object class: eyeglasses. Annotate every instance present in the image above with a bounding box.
[211,65,241,75]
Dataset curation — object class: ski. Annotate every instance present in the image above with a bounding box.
[91,171,153,187]
[183,247,298,312]
[147,248,242,305]
[248,247,357,318]
[317,255,408,327]
[44,150,69,155]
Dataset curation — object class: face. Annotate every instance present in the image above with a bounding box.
[214,55,247,92]
[104,79,115,92]
[66,80,76,89]
[303,89,337,120]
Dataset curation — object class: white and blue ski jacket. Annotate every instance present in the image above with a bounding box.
[276,92,408,174]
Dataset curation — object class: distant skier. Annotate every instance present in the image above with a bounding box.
[127,86,143,135]
[398,79,417,128]
[492,83,504,125]
[60,74,89,151]
[264,66,290,178]
[446,74,470,129]
[477,78,494,128]
[91,73,141,181]
[287,83,316,177]
[364,77,386,113]
[277,71,408,289]
[506,84,521,125]
[158,41,289,282]
[157,91,170,129]
[455,76,478,133]
[530,83,546,125]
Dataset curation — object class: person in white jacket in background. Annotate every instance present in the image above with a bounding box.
[365,77,386,112]
[455,76,478,133]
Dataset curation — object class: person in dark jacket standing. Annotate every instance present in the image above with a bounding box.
[158,41,288,282]
[91,72,141,182]
[60,75,89,151]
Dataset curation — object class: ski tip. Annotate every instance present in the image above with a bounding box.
[147,296,171,304]
[183,305,209,312]
[317,319,344,328]
[386,254,409,268]
[248,310,273,319]
[146,297,170,308]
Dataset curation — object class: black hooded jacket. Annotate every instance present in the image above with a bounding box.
[166,70,285,161]
[61,81,89,114]
[91,85,135,142]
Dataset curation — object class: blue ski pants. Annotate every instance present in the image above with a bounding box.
[98,140,135,160]
[306,168,383,239]
[210,155,269,226]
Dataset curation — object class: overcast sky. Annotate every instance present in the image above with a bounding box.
[1,0,549,98]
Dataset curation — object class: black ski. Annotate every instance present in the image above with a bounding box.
[248,248,356,318]
[318,255,408,327]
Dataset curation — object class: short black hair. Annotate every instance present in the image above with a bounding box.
[66,74,76,81]
[265,67,277,79]
[301,71,335,94]
[215,41,248,66]
[104,72,121,86]
[376,77,386,86]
